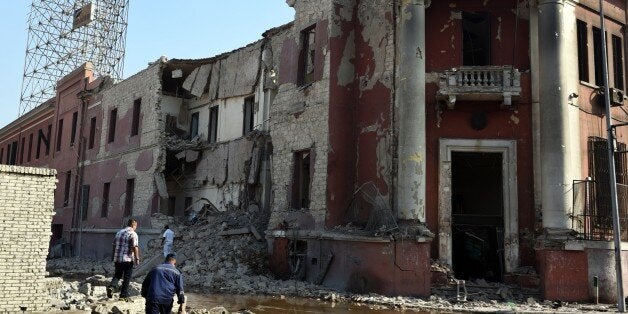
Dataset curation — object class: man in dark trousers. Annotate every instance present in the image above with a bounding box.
[107,218,140,301]
[142,253,186,314]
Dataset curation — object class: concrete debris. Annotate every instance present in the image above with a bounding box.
[46,212,616,313]
[166,134,201,151]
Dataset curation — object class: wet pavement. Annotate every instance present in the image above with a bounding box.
[186,293,432,313]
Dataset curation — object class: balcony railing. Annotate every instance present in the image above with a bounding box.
[437,66,521,108]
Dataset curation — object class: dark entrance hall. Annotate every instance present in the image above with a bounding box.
[451,151,505,281]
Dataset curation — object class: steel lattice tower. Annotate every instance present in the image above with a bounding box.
[19,0,129,116]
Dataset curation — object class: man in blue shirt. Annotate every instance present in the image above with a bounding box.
[141,253,186,314]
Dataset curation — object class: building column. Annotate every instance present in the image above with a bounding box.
[395,0,427,221]
[537,0,581,231]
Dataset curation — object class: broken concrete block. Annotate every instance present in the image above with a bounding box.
[172,68,183,78]
[219,227,250,236]
[249,225,262,241]
[182,67,199,92]
[191,64,212,97]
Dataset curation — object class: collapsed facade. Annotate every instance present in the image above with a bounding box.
[2,0,628,303]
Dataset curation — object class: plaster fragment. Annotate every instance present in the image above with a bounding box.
[337,31,355,87]
[510,114,520,125]
[496,17,502,41]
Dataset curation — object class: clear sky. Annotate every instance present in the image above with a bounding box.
[0,1,295,129]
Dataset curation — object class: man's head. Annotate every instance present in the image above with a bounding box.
[164,225,169,230]
[165,253,177,265]
[127,218,138,230]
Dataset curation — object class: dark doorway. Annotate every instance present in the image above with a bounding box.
[451,152,504,281]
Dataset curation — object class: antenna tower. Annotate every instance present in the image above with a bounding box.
[19,0,129,116]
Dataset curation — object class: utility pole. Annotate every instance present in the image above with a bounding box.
[598,0,625,311]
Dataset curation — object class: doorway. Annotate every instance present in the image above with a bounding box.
[438,139,519,276]
[451,152,504,281]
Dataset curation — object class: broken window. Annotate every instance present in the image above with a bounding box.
[208,106,218,144]
[243,96,254,135]
[167,197,176,216]
[612,35,624,91]
[101,182,110,218]
[27,133,33,162]
[291,149,311,209]
[56,119,63,152]
[19,137,25,164]
[593,27,605,86]
[0,148,3,164]
[88,117,96,149]
[462,12,491,66]
[299,25,316,85]
[124,178,135,217]
[108,108,117,143]
[5,144,9,164]
[8,141,17,165]
[80,185,90,221]
[63,171,71,206]
[577,20,589,82]
[131,98,141,136]
[190,112,199,139]
[70,111,78,145]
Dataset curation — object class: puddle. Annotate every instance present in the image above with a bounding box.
[186,293,431,313]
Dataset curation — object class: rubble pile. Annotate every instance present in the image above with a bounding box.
[146,208,334,297]
[46,208,619,313]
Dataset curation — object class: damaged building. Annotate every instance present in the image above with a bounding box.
[3,0,628,304]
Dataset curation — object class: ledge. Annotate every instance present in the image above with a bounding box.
[267,229,432,243]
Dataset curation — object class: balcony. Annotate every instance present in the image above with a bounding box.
[437,66,521,108]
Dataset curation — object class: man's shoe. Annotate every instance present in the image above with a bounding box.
[106,286,113,298]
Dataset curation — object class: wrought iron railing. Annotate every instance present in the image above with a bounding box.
[572,179,628,241]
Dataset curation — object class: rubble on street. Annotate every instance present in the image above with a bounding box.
[46,207,619,313]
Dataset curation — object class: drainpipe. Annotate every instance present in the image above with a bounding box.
[73,77,91,257]
[537,0,581,231]
[395,0,428,221]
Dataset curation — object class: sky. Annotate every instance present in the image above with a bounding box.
[0,1,295,129]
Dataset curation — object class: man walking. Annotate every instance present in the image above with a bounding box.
[142,253,186,314]
[107,218,140,301]
[161,225,175,257]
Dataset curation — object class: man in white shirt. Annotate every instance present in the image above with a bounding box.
[161,225,175,257]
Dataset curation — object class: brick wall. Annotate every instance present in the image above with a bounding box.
[0,165,57,312]
[268,1,332,230]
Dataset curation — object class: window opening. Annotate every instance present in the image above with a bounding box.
[80,185,90,221]
[108,108,117,143]
[291,150,311,209]
[131,98,141,136]
[63,171,71,206]
[88,117,96,149]
[243,97,254,135]
[577,20,589,82]
[56,119,63,152]
[190,112,199,138]
[209,106,218,143]
[70,111,78,145]
[101,182,110,217]
[612,35,624,90]
[124,178,135,217]
[462,12,491,66]
[299,25,316,85]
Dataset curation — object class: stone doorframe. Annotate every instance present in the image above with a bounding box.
[438,138,519,273]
